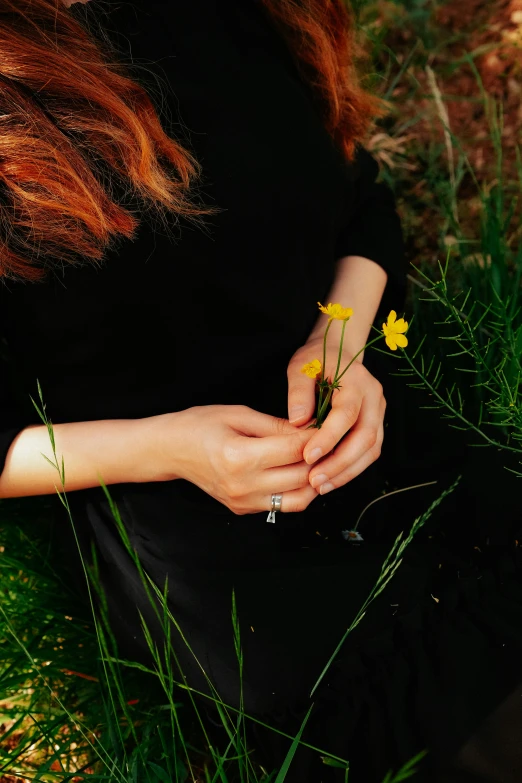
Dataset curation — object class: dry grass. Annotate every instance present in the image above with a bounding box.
[361,0,522,269]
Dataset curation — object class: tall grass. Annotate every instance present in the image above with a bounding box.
[395,72,522,465]
[360,0,522,459]
[0,381,455,782]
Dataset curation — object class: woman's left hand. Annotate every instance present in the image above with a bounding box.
[286,337,386,495]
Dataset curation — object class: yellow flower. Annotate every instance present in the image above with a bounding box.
[317,301,354,322]
[301,358,322,379]
[382,310,408,351]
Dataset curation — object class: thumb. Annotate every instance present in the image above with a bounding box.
[288,369,317,425]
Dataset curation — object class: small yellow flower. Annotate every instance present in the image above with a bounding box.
[382,310,408,351]
[301,358,322,379]
[317,301,354,322]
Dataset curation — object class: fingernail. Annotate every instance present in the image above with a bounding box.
[289,406,306,423]
[307,447,322,464]
[311,473,328,489]
[320,482,334,495]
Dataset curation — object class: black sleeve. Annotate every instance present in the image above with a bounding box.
[0,335,29,477]
[334,145,408,316]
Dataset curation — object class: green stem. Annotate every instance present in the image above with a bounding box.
[316,384,324,427]
[316,319,333,421]
[352,480,438,531]
[336,334,384,383]
[315,331,384,428]
[317,386,334,426]
[404,351,522,454]
[333,319,348,383]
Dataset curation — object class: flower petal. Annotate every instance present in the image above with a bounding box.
[394,333,408,348]
[387,310,397,326]
[385,334,397,351]
[393,318,408,333]
[328,303,353,321]
[301,359,322,378]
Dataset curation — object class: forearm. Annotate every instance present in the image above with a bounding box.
[0,416,171,499]
[307,254,388,359]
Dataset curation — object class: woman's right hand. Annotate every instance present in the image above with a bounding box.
[148,405,320,515]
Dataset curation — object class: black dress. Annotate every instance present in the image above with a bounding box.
[2,2,522,781]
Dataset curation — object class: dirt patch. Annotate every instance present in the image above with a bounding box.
[364,0,522,267]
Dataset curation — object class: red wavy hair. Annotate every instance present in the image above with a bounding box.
[0,0,385,283]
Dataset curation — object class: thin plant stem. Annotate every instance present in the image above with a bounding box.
[317,385,334,424]
[317,319,333,418]
[403,350,522,453]
[309,476,460,698]
[334,319,348,381]
[315,334,384,427]
[352,480,439,531]
[336,334,383,383]
[29,382,135,770]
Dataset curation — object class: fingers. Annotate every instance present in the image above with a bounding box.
[311,421,384,495]
[310,397,386,495]
[287,363,317,425]
[259,459,313,494]
[274,484,319,514]
[308,392,385,488]
[227,405,305,438]
[245,428,316,470]
[226,462,319,515]
[303,387,363,465]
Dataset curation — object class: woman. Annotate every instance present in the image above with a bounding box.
[1,1,521,780]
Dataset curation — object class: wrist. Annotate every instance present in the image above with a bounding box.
[134,411,186,484]
[306,255,386,359]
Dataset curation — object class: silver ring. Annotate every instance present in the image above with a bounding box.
[266,493,283,523]
[272,493,283,511]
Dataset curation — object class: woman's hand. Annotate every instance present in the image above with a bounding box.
[148,405,319,515]
[286,337,386,495]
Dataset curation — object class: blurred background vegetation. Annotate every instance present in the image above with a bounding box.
[363,0,522,466]
[1,0,522,780]
[362,0,521,272]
